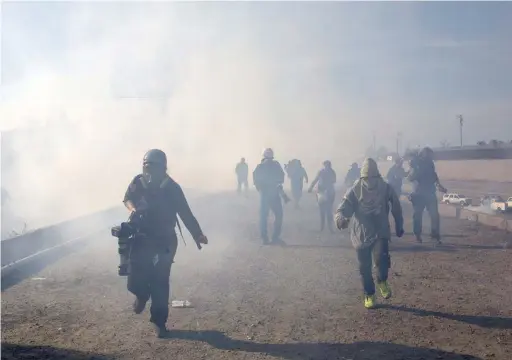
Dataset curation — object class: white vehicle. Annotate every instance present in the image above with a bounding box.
[481,194,508,213]
[442,193,472,206]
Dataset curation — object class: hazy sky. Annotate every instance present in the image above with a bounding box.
[1,1,512,227]
[2,2,512,147]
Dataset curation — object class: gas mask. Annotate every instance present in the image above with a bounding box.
[142,162,167,187]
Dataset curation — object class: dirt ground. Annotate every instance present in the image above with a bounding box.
[376,159,512,185]
[2,192,512,360]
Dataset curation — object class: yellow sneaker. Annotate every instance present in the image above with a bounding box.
[377,281,392,299]
[364,294,376,309]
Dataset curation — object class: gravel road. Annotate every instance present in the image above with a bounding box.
[2,191,511,360]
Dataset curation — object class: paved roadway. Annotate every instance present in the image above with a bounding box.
[2,191,511,360]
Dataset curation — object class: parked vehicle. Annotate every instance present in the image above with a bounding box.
[507,197,512,210]
[481,194,508,213]
[442,193,472,206]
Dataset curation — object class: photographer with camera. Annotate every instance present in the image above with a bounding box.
[253,148,288,245]
[121,149,208,338]
[407,147,447,245]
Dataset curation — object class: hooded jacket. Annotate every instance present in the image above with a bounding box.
[344,166,361,186]
[310,167,336,194]
[386,163,407,191]
[407,158,439,196]
[253,159,285,197]
[335,158,403,250]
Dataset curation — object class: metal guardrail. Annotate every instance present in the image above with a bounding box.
[1,206,126,271]
[0,188,214,277]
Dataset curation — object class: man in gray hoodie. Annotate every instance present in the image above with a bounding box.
[335,158,404,309]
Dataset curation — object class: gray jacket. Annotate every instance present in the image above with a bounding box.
[335,177,403,250]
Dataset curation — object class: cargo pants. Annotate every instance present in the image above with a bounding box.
[128,240,177,327]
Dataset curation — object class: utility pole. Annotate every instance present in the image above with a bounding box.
[457,114,464,147]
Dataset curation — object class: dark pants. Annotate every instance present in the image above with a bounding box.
[259,194,283,242]
[291,181,303,205]
[412,193,440,238]
[127,240,177,327]
[356,238,390,296]
[237,178,248,194]
[318,191,335,231]
[391,182,402,197]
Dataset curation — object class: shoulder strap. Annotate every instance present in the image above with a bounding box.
[139,175,171,189]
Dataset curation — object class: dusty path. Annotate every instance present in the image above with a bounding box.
[2,192,511,360]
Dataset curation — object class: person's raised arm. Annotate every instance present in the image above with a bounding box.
[308,171,321,192]
[303,168,309,184]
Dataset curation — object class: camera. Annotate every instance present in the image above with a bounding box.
[111,210,147,276]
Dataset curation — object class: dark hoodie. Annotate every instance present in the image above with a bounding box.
[407,158,439,195]
[344,166,361,186]
[253,159,285,197]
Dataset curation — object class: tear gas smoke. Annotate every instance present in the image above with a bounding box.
[0,2,367,229]
[2,2,511,229]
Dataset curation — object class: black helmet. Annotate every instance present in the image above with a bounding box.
[142,149,167,186]
[143,149,167,169]
[419,147,434,160]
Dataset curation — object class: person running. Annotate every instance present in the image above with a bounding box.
[308,160,336,233]
[335,158,404,309]
[285,159,308,208]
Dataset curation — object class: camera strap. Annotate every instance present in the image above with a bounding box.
[176,218,186,247]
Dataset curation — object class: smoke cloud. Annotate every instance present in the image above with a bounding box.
[1,2,511,229]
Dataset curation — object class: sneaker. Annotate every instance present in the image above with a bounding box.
[153,324,169,338]
[133,297,147,314]
[364,294,376,309]
[431,234,442,245]
[377,281,392,299]
[271,238,286,246]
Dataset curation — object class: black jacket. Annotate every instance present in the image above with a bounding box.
[123,174,203,248]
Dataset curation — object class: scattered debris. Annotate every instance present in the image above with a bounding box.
[171,300,193,308]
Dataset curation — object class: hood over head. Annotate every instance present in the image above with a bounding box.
[360,158,380,178]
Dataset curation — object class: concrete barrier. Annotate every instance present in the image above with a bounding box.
[460,208,479,222]
[475,213,509,231]
[1,207,126,269]
[401,197,511,233]
[438,204,458,218]
[0,188,219,272]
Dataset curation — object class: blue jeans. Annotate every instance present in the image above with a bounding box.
[259,194,283,242]
[318,190,335,231]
